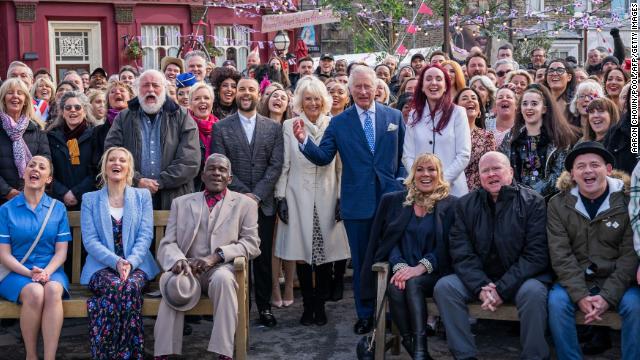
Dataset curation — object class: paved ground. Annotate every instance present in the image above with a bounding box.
[0,282,623,359]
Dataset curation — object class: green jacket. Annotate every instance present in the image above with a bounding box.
[547,170,638,307]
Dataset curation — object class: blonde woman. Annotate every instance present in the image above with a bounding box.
[0,78,50,205]
[375,78,391,105]
[31,76,56,122]
[81,146,159,358]
[363,153,457,359]
[274,76,350,325]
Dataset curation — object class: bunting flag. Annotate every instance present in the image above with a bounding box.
[396,44,408,55]
[407,24,417,34]
[417,3,433,16]
[197,20,208,27]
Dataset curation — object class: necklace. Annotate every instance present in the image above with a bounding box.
[109,196,124,208]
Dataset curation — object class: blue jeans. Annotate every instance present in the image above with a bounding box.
[548,283,640,360]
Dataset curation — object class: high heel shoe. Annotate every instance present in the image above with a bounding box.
[282,299,294,307]
[271,299,283,308]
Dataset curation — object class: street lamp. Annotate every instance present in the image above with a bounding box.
[273,31,291,55]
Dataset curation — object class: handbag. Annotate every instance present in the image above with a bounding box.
[0,199,57,282]
[356,290,388,360]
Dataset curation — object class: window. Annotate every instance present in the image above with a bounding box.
[214,26,251,71]
[526,0,544,13]
[611,0,629,17]
[141,25,181,70]
[573,0,592,16]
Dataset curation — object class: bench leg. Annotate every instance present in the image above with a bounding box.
[234,259,248,360]
[374,267,388,360]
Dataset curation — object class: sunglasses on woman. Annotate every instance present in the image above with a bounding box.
[64,104,82,111]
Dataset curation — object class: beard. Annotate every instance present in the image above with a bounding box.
[236,96,258,112]
[139,88,166,114]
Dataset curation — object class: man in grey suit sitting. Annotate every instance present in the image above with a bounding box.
[211,77,284,327]
[153,154,261,360]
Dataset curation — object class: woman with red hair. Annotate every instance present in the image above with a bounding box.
[402,64,471,197]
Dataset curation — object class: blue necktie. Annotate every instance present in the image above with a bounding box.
[363,111,375,153]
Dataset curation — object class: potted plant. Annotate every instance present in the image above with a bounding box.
[125,38,143,60]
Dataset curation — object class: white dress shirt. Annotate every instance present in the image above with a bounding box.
[238,112,257,143]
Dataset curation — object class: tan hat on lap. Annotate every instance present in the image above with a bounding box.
[159,270,201,312]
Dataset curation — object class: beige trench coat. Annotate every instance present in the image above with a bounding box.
[274,114,350,264]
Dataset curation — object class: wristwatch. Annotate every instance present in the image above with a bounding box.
[216,248,225,263]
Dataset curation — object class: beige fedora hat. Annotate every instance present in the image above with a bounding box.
[161,56,185,73]
[159,270,201,312]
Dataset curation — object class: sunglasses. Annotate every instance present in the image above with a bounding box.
[547,67,567,75]
[496,70,510,77]
[64,104,82,111]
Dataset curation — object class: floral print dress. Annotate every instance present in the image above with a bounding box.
[465,127,496,191]
[87,216,148,360]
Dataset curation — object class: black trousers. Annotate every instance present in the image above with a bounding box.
[252,209,276,312]
[387,273,438,336]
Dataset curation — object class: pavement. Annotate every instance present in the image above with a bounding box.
[0,281,624,359]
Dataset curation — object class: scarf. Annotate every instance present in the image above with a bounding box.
[107,108,121,125]
[64,120,87,166]
[189,109,218,159]
[204,188,227,211]
[0,112,32,178]
[213,101,237,120]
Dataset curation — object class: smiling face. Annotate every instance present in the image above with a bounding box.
[574,69,588,84]
[576,90,597,116]
[81,74,90,89]
[187,56,207,82]
[202,156,232,193]
[545,61,572,93]
[376,66,391,84]
[65,73,84,92]
[189,87,213,119]
[8,66,33,88]
[430,55,446,66]
[56,84,74,102]
[119,71,136,86]
[413,159,439,193]
[375,83,386,102]
[588,107,612,140]
[268,89,288,116]
[23,156,53,191]
[218,78,237,106]
[3,85,27,118]
[299,60,314,76]
[605,69,625,97]
[90,73,108,89]
[571,153,612,199]
[108,85,131,111]
[62,97,85,130]
[329,84,349,111]
[404,79,418,95]
[494,88,517,118]
[443,64,457,85]
[320,58,334,73]
[36,82,52,102]
[510,75,529,96]
[495,64,514,87]
[470,81,489,106]
[176,86,191,107]
[456,89,481,124]
[534,68,546,83]
[164,64,181,82]
[520,91,546,127]
[587,49,602,65]
[105,149,130,184]
[235,78,260,112]
[411,58,425,73]
[479,153,513,200]
[421,67,447,105]
[467,57,487,77]
[302,90,323,121]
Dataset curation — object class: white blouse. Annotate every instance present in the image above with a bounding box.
[403,103,471,197]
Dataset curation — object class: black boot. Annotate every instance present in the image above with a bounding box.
[582,327,611,355]
[407,284,430,360]
[313,263,331,326]
[329,260,346,301]
[412,332,433,360]
[297,264,314,326]
[401,334,414,357]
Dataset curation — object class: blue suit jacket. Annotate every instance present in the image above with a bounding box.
[80,186,160,284]
[302,103,405,220]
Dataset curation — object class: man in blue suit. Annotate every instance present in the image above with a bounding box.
[293,66,405,334]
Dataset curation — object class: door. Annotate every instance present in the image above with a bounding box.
[48,22,102,82]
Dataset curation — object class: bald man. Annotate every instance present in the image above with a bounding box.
[434,152,552,360]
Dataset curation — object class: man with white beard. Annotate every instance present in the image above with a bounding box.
[104,69,200,210]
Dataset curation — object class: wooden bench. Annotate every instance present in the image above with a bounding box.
[372,262,622,359]
[0,211,249,360]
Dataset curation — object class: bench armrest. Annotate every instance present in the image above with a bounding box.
[233,257,246,272]
[372,261,389,273]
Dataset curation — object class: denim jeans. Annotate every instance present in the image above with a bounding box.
[548,283,640,360]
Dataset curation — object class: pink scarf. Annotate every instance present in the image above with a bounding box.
[189,110,218,158]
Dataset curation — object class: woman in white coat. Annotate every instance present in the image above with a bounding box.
[274,76,350,326]
[403,64,471,197]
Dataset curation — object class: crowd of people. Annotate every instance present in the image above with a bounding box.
[0,25,637,360]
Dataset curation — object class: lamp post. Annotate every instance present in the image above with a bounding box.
[273,31,291,56]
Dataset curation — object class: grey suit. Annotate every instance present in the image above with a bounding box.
[211,112,283,311]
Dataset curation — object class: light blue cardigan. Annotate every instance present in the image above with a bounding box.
[80,186,160,284]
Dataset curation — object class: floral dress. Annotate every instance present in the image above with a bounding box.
[465,127,496,191]
[87,216,148,360]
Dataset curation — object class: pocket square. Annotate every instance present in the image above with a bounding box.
[387,123,398,131]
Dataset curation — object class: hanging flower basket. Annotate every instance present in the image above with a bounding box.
[205,41,224,58]
[125,39,143,60]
